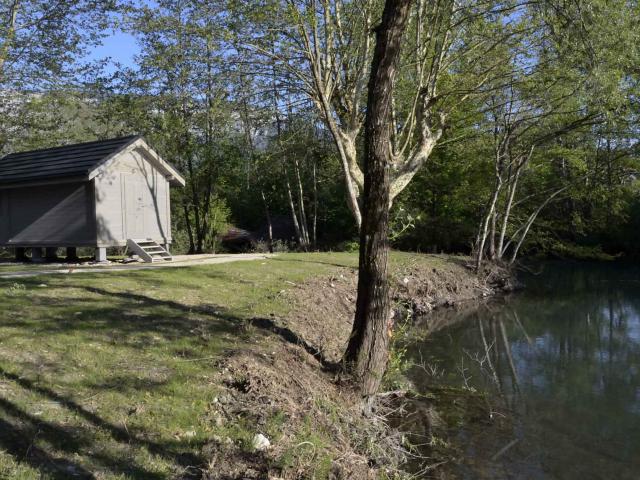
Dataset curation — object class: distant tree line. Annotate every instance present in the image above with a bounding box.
[1,0,638,263]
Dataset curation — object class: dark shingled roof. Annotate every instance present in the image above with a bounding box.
[0,135,140,186]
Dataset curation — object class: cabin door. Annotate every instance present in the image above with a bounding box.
[125,177,146,239]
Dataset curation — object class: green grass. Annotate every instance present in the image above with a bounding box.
[0,253,364,479]
[0,251,452,479]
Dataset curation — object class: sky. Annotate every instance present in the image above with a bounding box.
[85,0,160,71]
[84,29,141,72]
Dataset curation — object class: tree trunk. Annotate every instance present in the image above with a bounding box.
[0,0,19,80]
[261,190,274,254]
[474,180,501,271]
[183,201,196,254]
[294,158,310,245]
[509,186,568,264]
[312,158,318,249]
[497,172,520,259]
[488,209,496,260]
[343,0,412,400]
[285,174,306,250]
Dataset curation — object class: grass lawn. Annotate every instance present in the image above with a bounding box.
[0,251,457,479]
[0,253,367,479]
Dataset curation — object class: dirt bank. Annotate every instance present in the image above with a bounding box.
[204,255,511,479]
[276,255,511,364]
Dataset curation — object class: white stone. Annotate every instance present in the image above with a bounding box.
[252,433,271,451]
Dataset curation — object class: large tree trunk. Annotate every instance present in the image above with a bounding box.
[343,0,412,400]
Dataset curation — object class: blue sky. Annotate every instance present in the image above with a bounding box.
[85,0,159,71]
[85,29,141,71]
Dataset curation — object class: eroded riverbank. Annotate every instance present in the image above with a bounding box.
[206,254,513,479]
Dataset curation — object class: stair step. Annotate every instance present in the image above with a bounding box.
[127,239,172,263]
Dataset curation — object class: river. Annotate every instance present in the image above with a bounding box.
[405,261,640,479]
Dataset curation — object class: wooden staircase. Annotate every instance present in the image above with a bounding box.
[126,239,173,263]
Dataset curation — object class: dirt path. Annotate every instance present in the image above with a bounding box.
[0,253,275,278]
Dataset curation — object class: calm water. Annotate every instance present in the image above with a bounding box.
[407,262,640,479]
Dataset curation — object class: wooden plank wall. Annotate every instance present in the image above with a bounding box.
[0,182,95,246]
[94,149,171,246]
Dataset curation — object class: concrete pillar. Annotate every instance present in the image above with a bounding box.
[45,247,59,261]
[15,247,26,262]
[95,247,108,263]
[66,247,79,262]
[31,248,44,263]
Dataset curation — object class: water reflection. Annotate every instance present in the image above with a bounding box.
[407,262,640,479]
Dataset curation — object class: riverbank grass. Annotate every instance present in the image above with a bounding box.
[0,252,478,479]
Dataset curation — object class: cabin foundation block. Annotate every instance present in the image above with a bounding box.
[31,248,44,263]
[66,247,78,262]
[95,247,107,263]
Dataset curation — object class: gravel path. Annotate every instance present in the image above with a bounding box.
[0,253,275,279]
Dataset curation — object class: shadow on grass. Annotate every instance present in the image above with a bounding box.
[0,397,97,480]
[0,276,338,478]
[0,367,205,480]
[0,281,241,479]
[248,317,340,372]
[82,285,339,370]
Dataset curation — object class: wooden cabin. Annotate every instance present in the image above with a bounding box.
[0,136,185,262]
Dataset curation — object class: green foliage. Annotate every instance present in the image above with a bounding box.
[0,0,638,262]
[384,309,414,391]
[547,242,620,261]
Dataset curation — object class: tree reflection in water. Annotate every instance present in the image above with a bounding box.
[405,262,640,480]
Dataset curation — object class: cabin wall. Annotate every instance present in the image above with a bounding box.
[94,149,172,247]
[0,182,95,246]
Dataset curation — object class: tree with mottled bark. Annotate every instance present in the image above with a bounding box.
[235,0,533,229]
[342,0,411,400]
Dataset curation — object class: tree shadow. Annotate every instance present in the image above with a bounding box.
[83,287,340,371]
[0,274,341,477]
[0,397,97,480]
[0,280,245,478]
[248,317,340,372]
[81,285,340,370]
[0,367,205,479]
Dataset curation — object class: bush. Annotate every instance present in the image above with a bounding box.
[253,239,290,253]
[548,242,620,261]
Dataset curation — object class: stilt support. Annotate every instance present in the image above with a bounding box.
[95,247,108,263]
[66,247,79,262]
[46,247,58,261]
[31,248,44,263]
